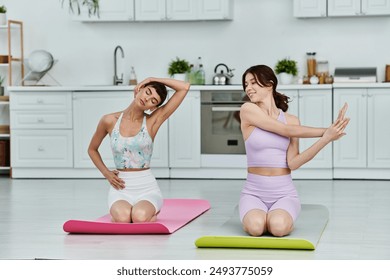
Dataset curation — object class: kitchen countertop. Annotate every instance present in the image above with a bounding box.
[7,83,390,92]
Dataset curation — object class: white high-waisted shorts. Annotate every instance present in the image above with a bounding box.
[107,169,163,213]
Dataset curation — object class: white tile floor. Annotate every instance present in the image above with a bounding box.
[0,176,389,260]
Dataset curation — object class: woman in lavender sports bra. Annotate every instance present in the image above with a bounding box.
[239,65,349,237]
[88,77,190,223]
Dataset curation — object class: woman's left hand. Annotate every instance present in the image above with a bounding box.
[134,77,154,94]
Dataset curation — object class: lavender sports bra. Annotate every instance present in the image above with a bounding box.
[110,113,153,169]
[245,110,290,168]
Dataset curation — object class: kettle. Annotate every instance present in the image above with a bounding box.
[213,63,234,85]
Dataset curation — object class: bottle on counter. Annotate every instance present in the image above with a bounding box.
[194,57,206,85]
[129,66,138,85]
[188,64,197,84]
[197,64,206,85]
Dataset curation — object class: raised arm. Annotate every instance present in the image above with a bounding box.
[135,77,190,124]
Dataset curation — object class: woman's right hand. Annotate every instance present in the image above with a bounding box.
[323,103,350,143]
[105,170,125,190]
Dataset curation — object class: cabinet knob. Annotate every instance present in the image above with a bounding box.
[36,99,44,104]
[37,146,45,152]
[37,118,44,123]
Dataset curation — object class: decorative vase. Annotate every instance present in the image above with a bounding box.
[279,72,293,85]
[0,86,4,96]
[0,13,6,26]
[173,73,187,81]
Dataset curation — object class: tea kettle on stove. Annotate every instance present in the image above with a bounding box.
[213,63,234,85]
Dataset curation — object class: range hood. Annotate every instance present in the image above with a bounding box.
[334,67,377,83]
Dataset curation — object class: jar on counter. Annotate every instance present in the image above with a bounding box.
[325,75,334,84]
[306,52,317,77]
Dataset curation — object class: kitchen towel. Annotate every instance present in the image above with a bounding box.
[195,204,328,250]
[63,198,210,234]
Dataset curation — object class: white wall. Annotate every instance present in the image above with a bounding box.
[2,0,390,86]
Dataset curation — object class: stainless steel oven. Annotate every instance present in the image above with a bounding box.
[201,90,246,154]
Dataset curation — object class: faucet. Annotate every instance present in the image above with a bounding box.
[113,45,124,85]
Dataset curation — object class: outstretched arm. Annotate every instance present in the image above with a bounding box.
[287,104,350,170]
[240,102,326,139]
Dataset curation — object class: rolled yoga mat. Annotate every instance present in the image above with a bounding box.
[195,204,329,250]
[63,198,210,234]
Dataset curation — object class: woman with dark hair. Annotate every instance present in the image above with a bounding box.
[88,77,190,223]
[239,65,349,237]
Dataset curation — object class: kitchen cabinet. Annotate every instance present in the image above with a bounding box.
[10,91,73,168]
[73,91,169,169]
[283,87,333,179]
[135,0,233,21]
[169,91,201,168]
[75,0,135,21]
[293,0,327,18]
[328,0,390,16]
[333,87,390,179]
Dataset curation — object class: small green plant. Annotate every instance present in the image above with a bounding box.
[168,57,191,76]
[275,58,298,76]
[62,0,99,17]
[0,5,7,13]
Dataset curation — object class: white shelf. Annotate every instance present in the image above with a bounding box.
[0,166,10,170]
[0,134,10,138]
[0,101,9,105]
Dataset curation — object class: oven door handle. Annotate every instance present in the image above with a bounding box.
[211,107,241,112]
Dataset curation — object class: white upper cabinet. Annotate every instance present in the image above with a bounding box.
[293,0,327,18]
[328,0,390,16]
[294,0,390,17]
[135,0,166,21]
[75,0,135,21]
[135,0,232,21]
[198,0,234,20]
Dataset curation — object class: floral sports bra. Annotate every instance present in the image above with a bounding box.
[110,113,153,169]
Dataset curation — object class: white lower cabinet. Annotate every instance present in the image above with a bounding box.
[10,91,73,169]
[169,91,201,168]
[11,130,73,167]
[333,87,390,179]
[283,87,333,179]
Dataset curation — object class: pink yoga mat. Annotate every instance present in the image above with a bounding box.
[63,198,210,234]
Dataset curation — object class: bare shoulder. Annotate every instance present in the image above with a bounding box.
[240,102,256,111]
[284,111,300,125]
[99,112,121,128]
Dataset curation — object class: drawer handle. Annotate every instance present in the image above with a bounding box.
[36,98,44,104]
[37,118,45,123]
[37,146,45,152]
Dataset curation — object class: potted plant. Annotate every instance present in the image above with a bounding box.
[63,0,100,18]
[274,58,298,85]
[168,57,190,81]
[0,5,7,26]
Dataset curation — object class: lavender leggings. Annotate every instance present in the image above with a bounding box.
[239,173,301,222]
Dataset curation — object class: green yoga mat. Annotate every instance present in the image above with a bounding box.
[195,204,328,250]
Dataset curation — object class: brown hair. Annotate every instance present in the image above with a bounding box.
[242,65,289,112]
[144,81,168,107]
